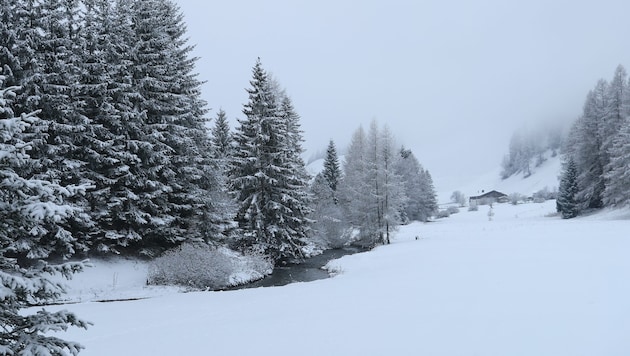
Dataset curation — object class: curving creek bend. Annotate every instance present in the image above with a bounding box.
[228,247,364,290]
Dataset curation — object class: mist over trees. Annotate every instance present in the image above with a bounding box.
[500,124,564,179]
[558,64,630,217]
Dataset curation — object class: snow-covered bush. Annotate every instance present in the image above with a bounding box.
[508,193,525,205]
[450,191,467,207]
[446,206,460,214]
[147,243,272,290]
[468,201,479,211]
[436,210,450,219]
[533,187,557,203]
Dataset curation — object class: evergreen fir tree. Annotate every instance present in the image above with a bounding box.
[230,59,311,263]
[276,94,313,250]
[557,157,579,219]
[393,147,437,222]
[117,0,222,255]
[0,75,89,355]
[6,0,95,256]
[211,108,233,160]
[322,139,341,199]
[418,168,438,221]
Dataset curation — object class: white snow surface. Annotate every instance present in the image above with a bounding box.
[47,200,630,356]
[51,258,182,303]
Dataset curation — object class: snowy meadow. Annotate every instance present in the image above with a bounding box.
[49,200,630,356]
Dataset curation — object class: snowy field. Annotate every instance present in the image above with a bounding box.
[45,200,630,356]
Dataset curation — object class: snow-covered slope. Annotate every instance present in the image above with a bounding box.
[439,152,561,203]
[305,157,324,178]
[307,150,562,205]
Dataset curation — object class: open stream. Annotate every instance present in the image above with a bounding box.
[231,247,363,290]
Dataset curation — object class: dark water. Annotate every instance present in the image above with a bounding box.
[230,247,363,290]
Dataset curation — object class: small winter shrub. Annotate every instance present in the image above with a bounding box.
[450,190,467,207]
[436,210,450,219]
[533,187,557,203]
[147,243,272,290]
[468,202,479,211]
[508,193,524,205]
[446,206,460,214]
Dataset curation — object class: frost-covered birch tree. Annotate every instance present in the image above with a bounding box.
[339,121,406,246]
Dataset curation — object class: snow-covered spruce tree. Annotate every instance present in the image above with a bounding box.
[229,59,311,263]
[418,168,438,221]
[557,157,579,219]
[393,147,437,222]
[322,139,342,199]
[210,108,233,161]
[603,118,630,207]
[0,0,41,90]
[310,140,347,248]
[0,76,89,355]
[1,0,94,258]
[116,0,225,255]
[208,108,237,239]
[276,93,313,245]
[68,0,155,255]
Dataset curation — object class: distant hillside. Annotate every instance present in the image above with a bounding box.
[439,150,561,203]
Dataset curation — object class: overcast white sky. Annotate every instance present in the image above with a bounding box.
[175,0,630,192]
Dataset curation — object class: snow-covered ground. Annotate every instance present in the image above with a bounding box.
[46,200,630,355]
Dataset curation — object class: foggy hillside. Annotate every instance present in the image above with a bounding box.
[307,150,562,205]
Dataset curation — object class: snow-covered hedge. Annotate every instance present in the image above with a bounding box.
[147,243,273,290]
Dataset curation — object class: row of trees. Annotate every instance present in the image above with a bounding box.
[310,122,438,248]
[1,0,440,352]
[0,0,225,353]
[557,64,630,218]
[1,0,227,259]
